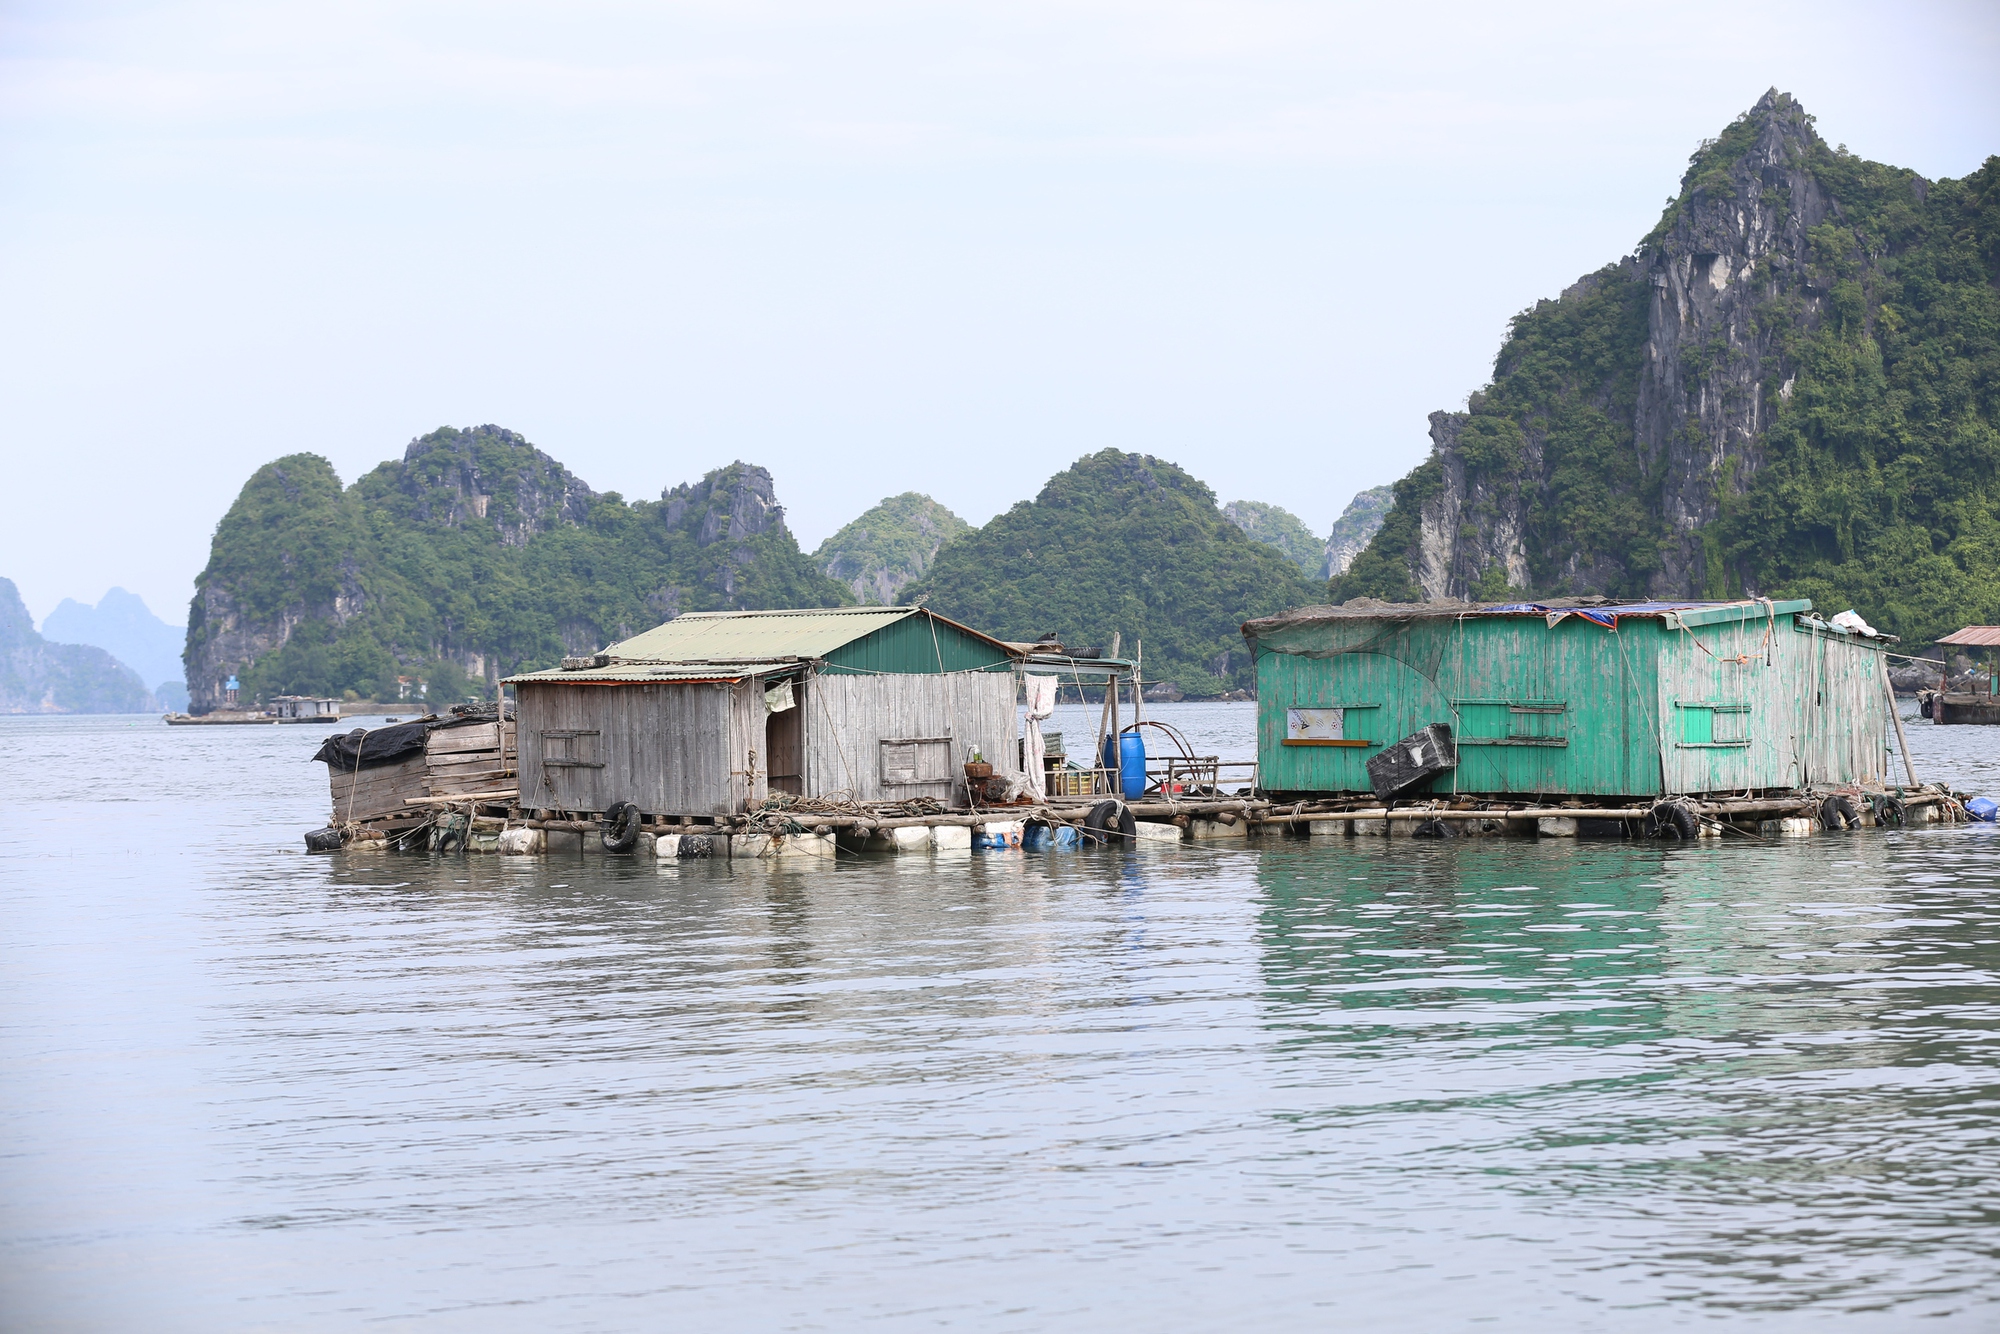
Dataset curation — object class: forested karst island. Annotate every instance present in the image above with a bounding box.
[1338,90,2000,643]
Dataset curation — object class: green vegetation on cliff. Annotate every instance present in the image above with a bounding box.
[813,493,970,604]
[900,450,1321,695]
[1221,500,1322,576]
[188,427,848,709]
[1715,155,2000,640]
[1334,91,2000,645]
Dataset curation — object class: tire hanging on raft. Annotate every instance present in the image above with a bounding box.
[1082,799,1137,846]
[1411,816,1455,838]
[431,811,469,853]
[1646,800,1698,841]
[601,801,643,853]
[1820,794,1862,830]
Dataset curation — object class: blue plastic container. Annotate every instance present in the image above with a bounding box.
[1969,797,1997,823]
[1099,731,1147,800]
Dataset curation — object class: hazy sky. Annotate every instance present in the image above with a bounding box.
[3,0,1995,630]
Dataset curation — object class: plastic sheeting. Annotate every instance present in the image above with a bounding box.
[312,722,431,773]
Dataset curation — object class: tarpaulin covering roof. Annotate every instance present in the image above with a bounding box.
[313,721,430,772]
[1938,626,2000,647]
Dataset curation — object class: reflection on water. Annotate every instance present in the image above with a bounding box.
[2,710,1998,1331]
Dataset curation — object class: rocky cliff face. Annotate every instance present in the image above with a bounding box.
[1221,500,1322,576]
[1342,89,1997,622]
[1321,486,1393,578]
[379,425,597,543]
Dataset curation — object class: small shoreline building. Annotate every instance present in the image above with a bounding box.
[1244,597,1900,801]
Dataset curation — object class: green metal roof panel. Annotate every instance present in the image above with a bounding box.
[602,606,917,663]
[1668,599,1813,628]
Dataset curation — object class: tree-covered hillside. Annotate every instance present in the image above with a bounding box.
[185,426,848,710]
[1221,500,1322,576]
[813,493,970,604]
[901,450,1321,695]
[1335,91,2000,645]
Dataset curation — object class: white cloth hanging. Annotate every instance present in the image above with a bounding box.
[1022,674,1059,800]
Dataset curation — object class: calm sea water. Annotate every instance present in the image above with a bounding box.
[3,701,1998,1331]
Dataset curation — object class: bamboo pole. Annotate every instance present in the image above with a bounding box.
[1880,651,1921,789]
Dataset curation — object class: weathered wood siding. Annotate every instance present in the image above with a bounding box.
[516,681,740,815]
[328,754,428,821]
[803,670,1019,802]
[1659,619,1889,793]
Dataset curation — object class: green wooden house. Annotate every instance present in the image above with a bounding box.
[1243,598,1896,800]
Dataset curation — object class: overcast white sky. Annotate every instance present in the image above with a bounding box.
[2,0,1995,629]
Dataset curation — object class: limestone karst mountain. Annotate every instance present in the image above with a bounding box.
[813,493,970,604]
[1336,90,2000,643]
[184,426,847,712]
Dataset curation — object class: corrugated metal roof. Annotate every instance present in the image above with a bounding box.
[504,660,794,685]
[602,606,918,663]
[1245,597,1813,636]
[1938,626,2000,647]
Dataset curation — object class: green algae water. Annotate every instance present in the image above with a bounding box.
[3,703,1997,1330]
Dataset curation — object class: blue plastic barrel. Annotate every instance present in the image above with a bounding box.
[1118,731,1147,800]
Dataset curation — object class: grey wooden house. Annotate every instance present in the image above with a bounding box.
[503,606,1027,818]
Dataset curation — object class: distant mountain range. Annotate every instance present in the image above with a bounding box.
[0,579,158,714]
[41,588,187,709]
[184,428,1381,705]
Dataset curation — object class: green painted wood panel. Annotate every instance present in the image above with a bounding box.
[1255,616,1664,797]
[820,612,1016,675]
[1253,610,1893,798]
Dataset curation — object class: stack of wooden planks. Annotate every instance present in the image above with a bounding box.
[329,755,431,822]
[423,720,518,799]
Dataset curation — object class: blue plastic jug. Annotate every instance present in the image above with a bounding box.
[1969,797,1997,823]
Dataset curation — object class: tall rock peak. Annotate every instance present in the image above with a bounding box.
[1338,90,1998,639]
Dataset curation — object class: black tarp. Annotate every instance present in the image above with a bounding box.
[313,722,432,773]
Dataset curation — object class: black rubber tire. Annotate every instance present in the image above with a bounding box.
[303,826,346,853]
[601,801,642,853]
[1411,816,1455,838]
[1083,799,1137,845]
[432,813,467,854]
[1820,794,1861,830]
[1876,796,1907,829]
[1648,801,1697,840]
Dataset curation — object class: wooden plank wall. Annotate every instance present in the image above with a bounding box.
[425,721,517,797]
[803,670,1019,802]
[516,682,740,816]
[328,754,429,821]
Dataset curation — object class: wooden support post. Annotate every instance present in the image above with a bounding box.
[1881,651,1920,789]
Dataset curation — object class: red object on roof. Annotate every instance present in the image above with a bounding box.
[1937,627,2000,647]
